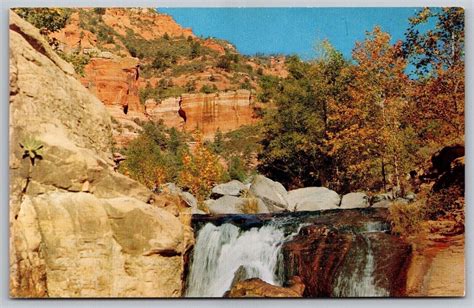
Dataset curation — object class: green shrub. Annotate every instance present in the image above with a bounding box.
[58,52,90,76]
[14,8,71,33]
[228,156,248,182]
[200,84,217,94]
[119,122,188,189]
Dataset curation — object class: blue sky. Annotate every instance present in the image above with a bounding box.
[158,8,425,60]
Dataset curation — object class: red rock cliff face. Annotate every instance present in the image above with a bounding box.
[145,90,259,139]
[81,57,143,113]
[102,8,195,40]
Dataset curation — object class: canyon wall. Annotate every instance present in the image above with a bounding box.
[81,56,143,113]
[145,90,259,138]
[9,11,193,298]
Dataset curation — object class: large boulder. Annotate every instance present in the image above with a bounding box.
[208,196,269,215]
[340,192,370,209]
[9,12,192,298]
[211,180,247,198]
[288,187,340,212]
[248,175,289,212]
[226,277,304,298]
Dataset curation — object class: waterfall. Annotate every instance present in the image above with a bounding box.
[332,230,389,297]
[186,223,288,297]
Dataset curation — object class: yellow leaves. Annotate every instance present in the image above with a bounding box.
[178,132,224,202]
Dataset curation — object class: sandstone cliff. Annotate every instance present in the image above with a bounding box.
[9,11,193,298]
[42,8,287,143]
[145,90,260,138]
[81,56,142,113]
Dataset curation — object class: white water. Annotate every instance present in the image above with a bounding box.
[332,233,389,297]
[186,223,288,297]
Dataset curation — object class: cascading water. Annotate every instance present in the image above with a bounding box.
[186,222,289,297]
[186,210,404,298]
[332,223,390,297]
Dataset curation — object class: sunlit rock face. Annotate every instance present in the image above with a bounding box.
[9,11,192,298]
[145,90,260,139]
[81,57,142,113]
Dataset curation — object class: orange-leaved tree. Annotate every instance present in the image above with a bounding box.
[178,133,225,203]
[328,27,411,193]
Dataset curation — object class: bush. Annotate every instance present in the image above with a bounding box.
[216,55,231,70]
[389,200,424,236]
[58,52,90,76]
[119,122,187,189]
[228,156,248,182]
[200,84,217,94]
[14,8,70,33]
[241,198,259,214]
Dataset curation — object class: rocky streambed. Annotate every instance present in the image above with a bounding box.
[185,208,412,297]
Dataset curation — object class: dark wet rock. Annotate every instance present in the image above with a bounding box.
[281,224,411,297]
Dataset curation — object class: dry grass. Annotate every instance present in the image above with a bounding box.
[389,200,425,236]
[241,198,259,214]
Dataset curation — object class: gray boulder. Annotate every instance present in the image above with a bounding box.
[180,191,198,208]
[340,192,370,209]
[371,200,393,208]
[288,187,340,212]
[191,207,207,215]
[208,196,269,215]
[211,180,247,198]
[248,175,289,212]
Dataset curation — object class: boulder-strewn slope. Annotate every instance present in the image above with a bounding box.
[9,11,193,298]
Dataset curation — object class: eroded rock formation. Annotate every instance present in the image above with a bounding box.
[145,90,259,138]
[81,57,142,113]
[9,11,193,298]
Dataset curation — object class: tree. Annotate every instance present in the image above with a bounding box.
[258,50,349,189]
[211,128,224,154]
[190,41,201,59]
[328,27,410,193]
[178,134,225,201]
[403,8,464,145]
[403,8,464,76]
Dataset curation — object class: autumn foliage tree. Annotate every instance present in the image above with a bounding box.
[403,8,464,147]
[328,27,412,193]
[178,133,225,202]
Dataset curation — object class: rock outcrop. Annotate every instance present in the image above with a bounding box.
[282,225,411,297]
[405,221,464,297]
[211,180,247,198]
[145,90,259,139]
[81,56,143,113]
[226,277,304,298]
[9,12,192,298]
[208,196,269,215]
[101,8,195,41]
